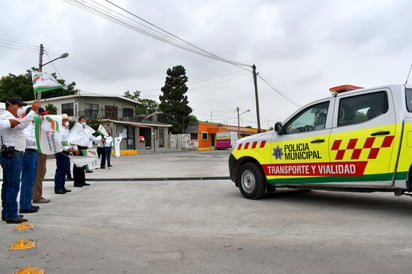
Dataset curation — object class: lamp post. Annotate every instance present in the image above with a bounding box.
[37,43,69,100]
[237,107,250,138]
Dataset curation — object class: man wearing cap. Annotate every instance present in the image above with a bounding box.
[0,97,39,224]
[32,108,51,204]
[54,114,73,194]
[19,107,41,214]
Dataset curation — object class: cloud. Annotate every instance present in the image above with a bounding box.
[1,0,412,128]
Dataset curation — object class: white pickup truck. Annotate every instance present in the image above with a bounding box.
[229,84,412,199]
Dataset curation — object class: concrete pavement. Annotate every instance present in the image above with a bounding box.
[1,150,234,274]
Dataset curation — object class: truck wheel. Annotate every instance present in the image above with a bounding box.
[238,162,266,199]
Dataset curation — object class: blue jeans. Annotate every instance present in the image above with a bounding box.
[104,147,112,166]
[1,151,23,220]
[55,151,69,192]
[20,149,38,210]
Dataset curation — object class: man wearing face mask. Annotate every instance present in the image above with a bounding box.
[0,97,40,224]
[54,114,74,194]
[69,116,104,187]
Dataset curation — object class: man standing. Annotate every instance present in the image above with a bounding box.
[32,108,51,204]
[0,97,39,224]
[54,114,73,194]
[20,107,40,213]
[69,116,104,187]
[104,132,113,167]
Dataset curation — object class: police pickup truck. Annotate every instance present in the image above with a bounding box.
[229,84,412,199]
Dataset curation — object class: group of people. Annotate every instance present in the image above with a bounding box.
[0,97,109,224]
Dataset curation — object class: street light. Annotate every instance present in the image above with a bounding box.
[237,107,250,138]
[37,43,69,100]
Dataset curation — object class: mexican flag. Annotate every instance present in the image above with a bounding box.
[34,115,63,154]
[32,71,63,93]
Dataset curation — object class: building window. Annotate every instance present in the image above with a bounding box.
[123,107,134,118]
[85,103,99,119]
[105,105,118,120]
[190,133,198,140]
[62,103,74,116]
[201,132,208,140]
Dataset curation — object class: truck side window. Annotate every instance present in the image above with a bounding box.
[284,101,329,134]
[338,91,388,127]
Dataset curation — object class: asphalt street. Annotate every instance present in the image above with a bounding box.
[2,150,412,273]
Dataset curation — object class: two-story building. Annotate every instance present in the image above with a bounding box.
[35,92,172,154]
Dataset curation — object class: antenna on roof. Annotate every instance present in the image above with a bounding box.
[405,64,412,85]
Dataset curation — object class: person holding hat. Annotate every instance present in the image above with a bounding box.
[54,113,73,194]
[0,97,39,224]
[32,107,51,204]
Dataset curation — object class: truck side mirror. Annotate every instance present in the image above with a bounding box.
[274,122,283,134]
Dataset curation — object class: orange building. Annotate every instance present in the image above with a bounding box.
[192,122,260,151]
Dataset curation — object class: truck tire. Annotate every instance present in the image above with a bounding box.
[238,162,266,199]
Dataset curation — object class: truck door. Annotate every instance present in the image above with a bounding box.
[266,100,332,184]
[329,89,396,186]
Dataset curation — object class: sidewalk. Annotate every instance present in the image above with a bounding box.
[44,149,231,181]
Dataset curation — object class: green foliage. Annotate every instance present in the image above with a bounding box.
[0,71,34,101]
[123,90,159,115]
[158,65,192,133]
[45,103,57,114]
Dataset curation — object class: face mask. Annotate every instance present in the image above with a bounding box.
[17,107,25,117]
[81,122,87,128]
[64,121,70,127]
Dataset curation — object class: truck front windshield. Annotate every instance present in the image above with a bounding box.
[406,88,412,112]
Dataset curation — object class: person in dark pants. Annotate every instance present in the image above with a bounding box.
[20,107,40,213]
[69,116,104,187]
[54,114,73,194]
[104,132,113,167]
[0,97,39,224]
[97,138,106,168]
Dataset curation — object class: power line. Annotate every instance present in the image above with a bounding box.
[258,73,301,107]
[63,0,251,68]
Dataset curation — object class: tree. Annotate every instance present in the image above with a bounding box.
[123,90,159,115]
[158,65,192,134]
[45,103,57,114]
[0,71,34,101]
[0,69,78,102]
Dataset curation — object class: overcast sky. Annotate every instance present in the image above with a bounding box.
[1,0,412,129]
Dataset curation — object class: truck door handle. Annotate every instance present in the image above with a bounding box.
[371,131,390,136]
[311,139,325,144]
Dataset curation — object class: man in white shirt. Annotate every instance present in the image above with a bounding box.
[54,114,74,194]
[69,116,104,187]
[0,97,39,224]
[104,132,113,167]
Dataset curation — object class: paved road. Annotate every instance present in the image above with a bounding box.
[2,150,412,273]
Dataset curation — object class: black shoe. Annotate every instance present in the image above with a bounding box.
[6,217,28,224]
[82,182,90,186]
[19,206,39,213]
[85,170,93,173]
[108,165,113,167]
[100,166,105,169]
[67,177,73,181]
[64,188,72,192]
[55,190,66,194]
[2,214,24,221]
[74,184,83,187]
[31,205,40,210]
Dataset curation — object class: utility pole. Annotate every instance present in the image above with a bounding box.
[252,64,261,132]
[37,44,44,100]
